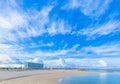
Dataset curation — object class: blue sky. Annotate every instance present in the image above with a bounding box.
[0,0,120,68]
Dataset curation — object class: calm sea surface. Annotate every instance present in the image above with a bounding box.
[58,72,120,84]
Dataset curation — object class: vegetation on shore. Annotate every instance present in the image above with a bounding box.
[0,67,120,72]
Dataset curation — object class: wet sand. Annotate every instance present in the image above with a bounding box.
[0,70,102,84]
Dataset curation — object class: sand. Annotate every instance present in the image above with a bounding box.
[0,70,102,84]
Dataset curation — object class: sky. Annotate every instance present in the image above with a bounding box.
[0,0,120,69]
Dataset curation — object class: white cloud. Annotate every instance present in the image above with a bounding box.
[44,58,66,68]
[0,0,26,30]
[0,0,72,43]
[0,0,27,43]
[0,43,26,64]
[79,20,120,39]
[0,43,79,66]
[81,42,120,56]
[72,44,80,49]
[15,5,72,39]
[0,5,73,66]
[63,0,112,17]
[29,42,54,48]
[26,58,43,64]
[0,0,119,69]
[15,5,53,38]
[0,11,26,30]
[98,60,107,67]
[47,20,72,36]
[24,42,119,62]
[0,64,23,68]
[0,54,14,63]
[0,42,119,68]
[40,42,54,47]
[44,58,117,68]
[35,44,78,57]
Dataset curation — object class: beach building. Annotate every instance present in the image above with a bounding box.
[24,62,44,69]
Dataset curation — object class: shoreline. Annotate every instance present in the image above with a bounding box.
[0,70,103,84]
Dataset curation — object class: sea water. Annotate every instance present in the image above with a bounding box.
[58,72,120,84]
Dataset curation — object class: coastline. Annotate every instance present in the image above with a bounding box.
[0,70,102,84]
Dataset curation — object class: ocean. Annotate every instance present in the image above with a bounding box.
[58,72,120,84]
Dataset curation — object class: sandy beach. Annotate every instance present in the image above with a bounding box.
[0,70,102,84]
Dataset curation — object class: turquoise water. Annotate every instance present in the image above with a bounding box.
[59,72,120,84]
